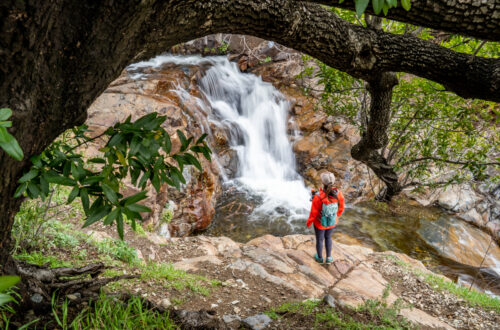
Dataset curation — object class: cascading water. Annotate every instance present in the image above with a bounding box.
[130,54,311,226]
[197,58,311,222]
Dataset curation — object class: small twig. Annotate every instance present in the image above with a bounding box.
[469,236,494,292]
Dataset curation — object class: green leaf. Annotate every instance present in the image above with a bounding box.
[121,191,148,206]
[173,155,184,172]
[71,162,85,181]
[151,173,161,192]
[123,208,141,222]
[0,108,12,121]
[163,133,172,154]
[177,129,188,151]
[18,169,39,183]
[0,129,23,161]
[382,2,389,15]
[387,0,397,7]
[103,206,120,225]
[355,0,370,17]
[67,186,80,203]
[107,133,124,147]
[101,183,118,204]
[39,175,49,196]
[195,133,208,145]
[89,158,106,164]
[0,121,12,128]
[401,0,411,11]
[138,172,150,189]
[0,293,14,306]
[45,173,77,186]
[82,175,105,185]
[116,213,124,240]
[63,161,71,177]
[14,182,28,198]
[372,0,384,14]
[81,188,89,214]
[134,113,157,128]
[183,153,202,171]
[27,182,41,198]
[125,203,152,213]
[0,275,20,292]
[83,205,111,228]
[129,136,141,156]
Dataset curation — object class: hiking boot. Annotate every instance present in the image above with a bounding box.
[325,257,333,265]
[314,253,323,264]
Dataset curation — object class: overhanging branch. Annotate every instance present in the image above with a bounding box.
[304,0,500,41]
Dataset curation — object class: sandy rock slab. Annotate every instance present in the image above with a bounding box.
[159,234,498,329]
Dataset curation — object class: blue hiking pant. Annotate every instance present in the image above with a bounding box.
[314,226,334,259]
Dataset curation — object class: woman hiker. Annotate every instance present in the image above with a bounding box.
[306,171,345,264]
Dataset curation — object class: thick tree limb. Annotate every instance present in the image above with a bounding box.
[134,1,500,102]
[307,0,500,41]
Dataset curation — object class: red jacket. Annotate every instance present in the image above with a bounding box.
[307,188,345,230]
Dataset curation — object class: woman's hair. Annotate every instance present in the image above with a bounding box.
[323,184,337,201]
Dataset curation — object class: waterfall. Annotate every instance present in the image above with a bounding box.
[128,55,311,224]
[198,58,311,221]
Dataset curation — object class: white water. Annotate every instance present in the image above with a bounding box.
[129,55,311,222]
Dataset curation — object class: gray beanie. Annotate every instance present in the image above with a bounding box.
[320,172,335,186]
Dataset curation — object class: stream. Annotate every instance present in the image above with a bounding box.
[128,54,500,297]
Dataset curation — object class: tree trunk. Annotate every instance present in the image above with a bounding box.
[351,72,401,201]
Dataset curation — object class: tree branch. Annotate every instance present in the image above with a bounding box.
[305,0,500,41]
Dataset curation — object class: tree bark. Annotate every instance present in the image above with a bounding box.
[350,73,402,201]
[309,0,500,42]
[0,0,499,267]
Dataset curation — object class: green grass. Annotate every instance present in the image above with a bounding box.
[15,251,73,268]
[92,238,138,264]
[387,255,500,312]
[139,262,215,296]
[269,296,413,329]
[49,294,178,330]
[423,272,500,312]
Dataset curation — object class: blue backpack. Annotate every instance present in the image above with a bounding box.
[312,189,339,227]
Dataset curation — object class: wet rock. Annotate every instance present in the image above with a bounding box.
[242,314,272,330]
[418,216,500,273]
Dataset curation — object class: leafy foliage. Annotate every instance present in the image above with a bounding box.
[15,113,211,239]
[340,0,410,17]
[299,34,499,191]
[0,108,23,161]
